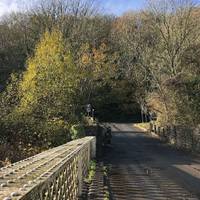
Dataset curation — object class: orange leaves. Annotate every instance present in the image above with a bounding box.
[79,42,109,75]
[81,54,91,65]
[93,43,107,63]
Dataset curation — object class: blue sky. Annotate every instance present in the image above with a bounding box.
[0,0,147,17]
[101,0,146,15]
[0,0,200,17]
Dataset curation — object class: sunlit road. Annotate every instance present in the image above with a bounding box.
[103,123,200,200]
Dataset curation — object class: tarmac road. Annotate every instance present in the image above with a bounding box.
[103,123,200,200]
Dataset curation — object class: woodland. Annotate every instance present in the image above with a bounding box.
[0,0,200,164]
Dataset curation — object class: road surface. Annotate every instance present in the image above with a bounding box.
[103,123,200,200]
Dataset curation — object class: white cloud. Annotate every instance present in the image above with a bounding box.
[0,0,19,17]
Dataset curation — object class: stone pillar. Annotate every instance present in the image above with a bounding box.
[78,155,83,197]
[91,137,96,159]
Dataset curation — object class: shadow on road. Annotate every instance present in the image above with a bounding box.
[102,123,200,200]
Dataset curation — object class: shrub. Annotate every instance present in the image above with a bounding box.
[43,118,71,147]
[70,124,85,140]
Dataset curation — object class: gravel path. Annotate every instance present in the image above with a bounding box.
[103,123,200,200]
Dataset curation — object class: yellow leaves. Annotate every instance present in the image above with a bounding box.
[81,54,91,65]
[79,43,92,66]
[21,60,36,91]
[93,48,105,63]
[17,28,78,116]
[80,43,90,52]
[48,118,66,127]
[34,30,64,68]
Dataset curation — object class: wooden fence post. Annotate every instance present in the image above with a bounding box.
[162,127,165,141]
[174,126,177,145]
[154,125,157,134]
[158,127,161,136]
[150,123,153,132]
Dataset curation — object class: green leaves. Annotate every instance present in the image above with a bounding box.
[70,124,85,140]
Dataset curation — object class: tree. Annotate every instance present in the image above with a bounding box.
[0,29,80,148]
[111,12,153,120]
[75,42,118,112]
[145,0,200,125]
[18,29,79,121]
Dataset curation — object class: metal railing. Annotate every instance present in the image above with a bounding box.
[0,136,96,200]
